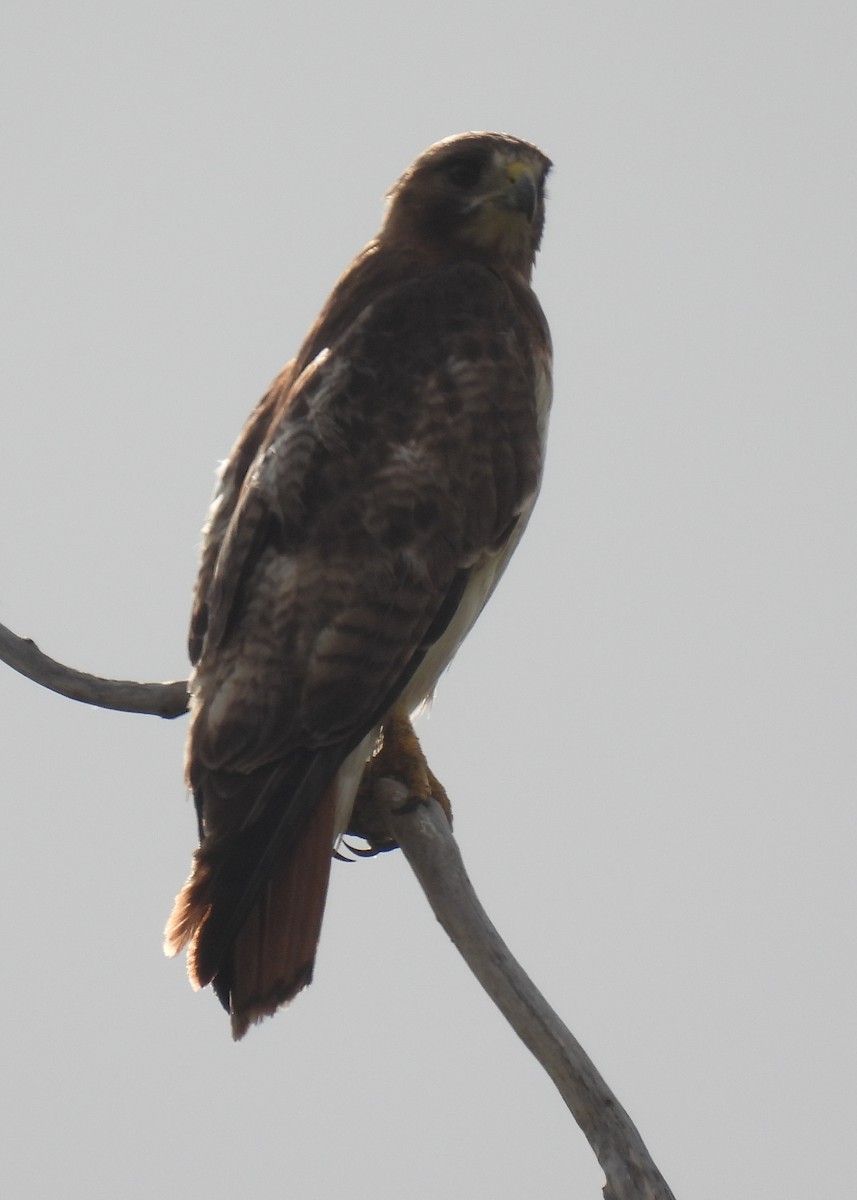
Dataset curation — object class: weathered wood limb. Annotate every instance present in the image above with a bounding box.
[372,778,676,1200]
[0,621,188,718]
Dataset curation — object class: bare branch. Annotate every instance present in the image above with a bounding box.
[0,621,188,718]
[373,778,676,1200]
[0,629,673,1195]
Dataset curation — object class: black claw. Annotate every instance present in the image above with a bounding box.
[340,836,398,858]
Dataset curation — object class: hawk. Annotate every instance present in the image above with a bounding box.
[165,132,553,1038]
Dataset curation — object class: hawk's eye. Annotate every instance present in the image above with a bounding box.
[443,154,484,190]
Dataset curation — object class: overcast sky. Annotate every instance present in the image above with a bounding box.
[2,3,855,1197]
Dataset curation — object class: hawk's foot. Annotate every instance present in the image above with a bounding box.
[347,712,453,852]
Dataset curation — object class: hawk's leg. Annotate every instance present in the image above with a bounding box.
[347,710,452,853]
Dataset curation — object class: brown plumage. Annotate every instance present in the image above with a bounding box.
[165,132,553,1038]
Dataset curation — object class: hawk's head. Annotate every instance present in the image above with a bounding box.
[382,132,551,277]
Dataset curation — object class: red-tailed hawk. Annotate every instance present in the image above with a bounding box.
[165,132,553,1038]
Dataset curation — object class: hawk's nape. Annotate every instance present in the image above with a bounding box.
[166,132,553,1038]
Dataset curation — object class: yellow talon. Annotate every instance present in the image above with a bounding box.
[348,710,453,850]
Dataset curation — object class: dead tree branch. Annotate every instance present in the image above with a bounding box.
[0,621,188,717]
[373,778,675,1200]
[0,621,675,1199]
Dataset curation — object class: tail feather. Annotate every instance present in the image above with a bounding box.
[165,781,337,1039]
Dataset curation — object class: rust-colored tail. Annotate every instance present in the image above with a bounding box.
[165,783,336,1039]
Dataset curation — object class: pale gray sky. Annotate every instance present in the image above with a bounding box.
[2,2,855,1197]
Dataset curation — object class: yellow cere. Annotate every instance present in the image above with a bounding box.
[505,160,532,184]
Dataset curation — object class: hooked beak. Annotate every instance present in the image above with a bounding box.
[494,163,538,223]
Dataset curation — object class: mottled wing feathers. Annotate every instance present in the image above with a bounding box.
[190,263,543,775]
[188,360,296,667]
